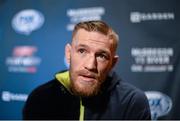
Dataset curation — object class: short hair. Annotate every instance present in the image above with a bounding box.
[72,20,119,53]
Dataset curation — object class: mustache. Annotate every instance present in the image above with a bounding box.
[78,70,97,78]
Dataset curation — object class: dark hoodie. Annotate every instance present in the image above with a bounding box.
[23,70,151,120]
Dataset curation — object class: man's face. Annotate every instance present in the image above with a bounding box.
[65,29,118,97]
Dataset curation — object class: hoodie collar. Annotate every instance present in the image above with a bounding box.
[55,71,71,92]
[55,70,120,94]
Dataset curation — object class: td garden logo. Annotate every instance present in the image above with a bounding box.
[130,12,175,23]
[6,46,41,73]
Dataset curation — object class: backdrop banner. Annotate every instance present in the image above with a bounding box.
[0,0,179,120]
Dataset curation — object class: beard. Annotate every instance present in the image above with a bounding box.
[69,70,105,97]
[70,79,101,97]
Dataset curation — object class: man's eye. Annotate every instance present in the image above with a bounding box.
[99,54,106,58]
[97,54,108,60]
[78,49,86,54]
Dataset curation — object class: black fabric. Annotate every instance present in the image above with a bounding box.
[23,71,151,120]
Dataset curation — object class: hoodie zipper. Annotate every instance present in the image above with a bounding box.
[79,97,85,121]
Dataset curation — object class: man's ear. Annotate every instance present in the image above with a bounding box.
[65,43,71,64]
[111,55,119,69]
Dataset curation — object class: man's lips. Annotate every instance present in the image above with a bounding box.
[80,74,96,79]
[80,75,95,81]
[78,74,96,85]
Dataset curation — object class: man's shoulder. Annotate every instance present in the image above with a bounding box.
[111,72,148,103]
[110,78,151,119]
[28,78,61,99]
[116,78,146,99]
[116,78,150,111]
[119,80,143,94]
[111,72,143,94]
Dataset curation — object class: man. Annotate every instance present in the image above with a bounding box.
[23,20,151,120]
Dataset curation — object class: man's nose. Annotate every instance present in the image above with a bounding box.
[84,55,97,71]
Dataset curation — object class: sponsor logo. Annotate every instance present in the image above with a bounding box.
[12,9,45,35]
[145,91,172,120]
[130,12,175,23]
[66,7,105,31]
[6,46,41,73]
[1,91,28,102]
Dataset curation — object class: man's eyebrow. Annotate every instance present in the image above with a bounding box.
[74,42,110,55]
[74,44,90,50]
[97,49,110,55]
[75,44,88,48]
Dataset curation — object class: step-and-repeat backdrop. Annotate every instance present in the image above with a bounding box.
[0,0,179,120]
